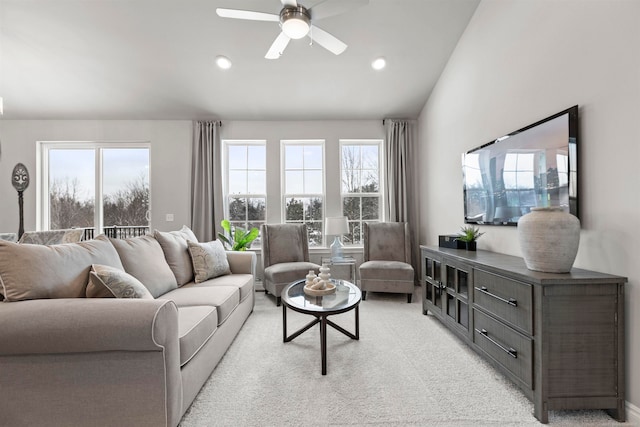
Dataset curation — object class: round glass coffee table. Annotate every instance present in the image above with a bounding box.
[281,279,361,375]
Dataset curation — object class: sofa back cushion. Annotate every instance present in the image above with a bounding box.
[110,235,178,298]
[0,235,123,302]
[154,226,198,286]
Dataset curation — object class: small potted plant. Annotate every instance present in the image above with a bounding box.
[217,219,259,251]
[456,225,484,251]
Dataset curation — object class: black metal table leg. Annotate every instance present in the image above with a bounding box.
[282,303,287,342]
[320,315,327,375]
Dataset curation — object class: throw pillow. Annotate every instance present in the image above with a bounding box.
[88,264,154,299]
[187,240,230,283]
[0,235,123,302]
[16,228,83,245]
[154,225,198,286]
[109,235,178,298]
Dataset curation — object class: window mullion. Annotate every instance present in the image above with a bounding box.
[95,147,103,233]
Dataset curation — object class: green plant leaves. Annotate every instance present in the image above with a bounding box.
[218,220,259,251]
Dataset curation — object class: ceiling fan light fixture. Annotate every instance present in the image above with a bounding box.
[280,6,310,39]
[215,55,232,70]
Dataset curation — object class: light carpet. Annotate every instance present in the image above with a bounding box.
[180,287,628,426]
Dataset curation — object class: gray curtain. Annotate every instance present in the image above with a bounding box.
[191,121,224,242]
[384,119,419,280]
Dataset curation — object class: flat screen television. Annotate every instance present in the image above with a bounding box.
[462,105,578,226]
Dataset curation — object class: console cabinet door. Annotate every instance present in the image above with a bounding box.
[422,251,444,316]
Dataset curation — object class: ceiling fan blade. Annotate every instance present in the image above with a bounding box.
[281,0,298,7]
[308,0,369,21]
[309,25,347,55]
[216,8,279,22]
[265,32,291,59]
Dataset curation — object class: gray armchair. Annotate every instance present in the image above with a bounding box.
[261,223,320,306]
[359,222,415,303]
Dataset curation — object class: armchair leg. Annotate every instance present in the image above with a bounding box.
[362,291,367,301]
[276,296,281,307]
[407,293,412,303]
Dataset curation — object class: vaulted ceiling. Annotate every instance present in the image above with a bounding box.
[0,0,479,120]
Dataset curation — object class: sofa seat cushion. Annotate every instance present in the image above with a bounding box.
[160,286,239,326]
[264,262,320,285]
[0,235,123,302]
[110,235,178,298]
[177,306,217,367]
[359,260,414,281]
[184,274,254,302]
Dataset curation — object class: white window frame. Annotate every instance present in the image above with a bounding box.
[339,139,384,246]
[37,141,151,232]
[281,139,326,246]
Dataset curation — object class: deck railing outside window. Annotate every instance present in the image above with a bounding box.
[75,226,149,241]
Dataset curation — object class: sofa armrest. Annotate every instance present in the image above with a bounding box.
[226,250,257,276]
[0,298,178,355]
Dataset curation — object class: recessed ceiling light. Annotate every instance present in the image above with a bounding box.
[215,55,232,70]
[371,57,386,70]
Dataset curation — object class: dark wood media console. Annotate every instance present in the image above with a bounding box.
[420,246,626,423]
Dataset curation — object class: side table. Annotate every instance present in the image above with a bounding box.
[321,256,357,285]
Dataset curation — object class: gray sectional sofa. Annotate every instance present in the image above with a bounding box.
[0,226,256,427]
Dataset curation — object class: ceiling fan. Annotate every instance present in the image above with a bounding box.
[216,0,369,59]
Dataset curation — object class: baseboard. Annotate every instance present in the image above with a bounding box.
[626,400,640,425]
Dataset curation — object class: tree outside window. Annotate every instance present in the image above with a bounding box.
[224,142,266,248]
[341,141,382,245]
[283,141,324,246]
[43,144,150,233]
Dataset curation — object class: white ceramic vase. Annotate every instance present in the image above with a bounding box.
[517,207,580,273]
[317,265,331,289]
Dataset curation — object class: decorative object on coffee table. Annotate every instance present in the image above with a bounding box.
[517,206,580,273]
[303,264,336,296]
[11,163,29,240]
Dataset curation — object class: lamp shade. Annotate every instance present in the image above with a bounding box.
[325,216,349,236]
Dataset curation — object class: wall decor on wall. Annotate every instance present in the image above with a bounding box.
[11,162,30,239]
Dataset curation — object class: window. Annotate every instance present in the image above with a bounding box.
[341,140,382,245]
[282,141,324,247]
[39,142,150,233]
[223,141,266,248]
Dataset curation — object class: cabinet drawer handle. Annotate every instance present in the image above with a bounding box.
[475,286,518,307]
[476,328,518,358]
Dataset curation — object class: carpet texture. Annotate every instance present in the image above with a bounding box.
[180,287,628,426]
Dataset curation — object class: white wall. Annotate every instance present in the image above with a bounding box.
[418,0,640,416]
[0,120,192,233]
